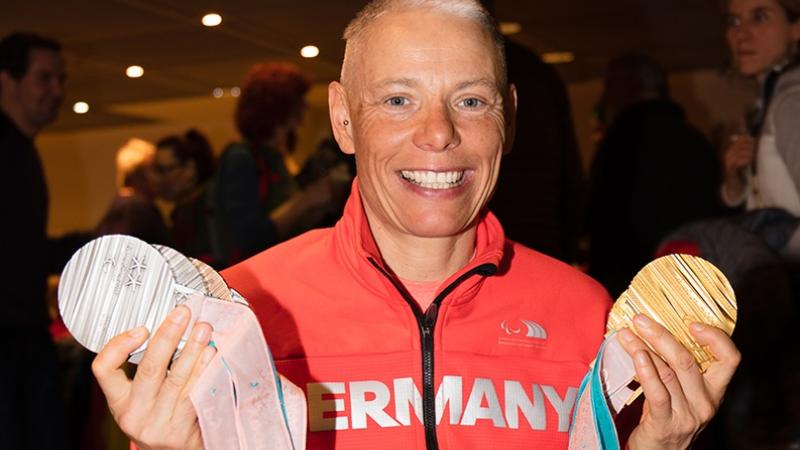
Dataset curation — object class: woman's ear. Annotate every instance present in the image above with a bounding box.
[503,83,518,155]
[329,81,355,155]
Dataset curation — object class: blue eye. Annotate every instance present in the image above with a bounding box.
[386,96,407,106]
[461,97,483,108]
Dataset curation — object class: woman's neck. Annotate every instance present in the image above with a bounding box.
[365,210,477,282]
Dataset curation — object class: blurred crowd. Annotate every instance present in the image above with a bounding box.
[1,0,799,448]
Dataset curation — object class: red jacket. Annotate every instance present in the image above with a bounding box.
[222,183,611,449]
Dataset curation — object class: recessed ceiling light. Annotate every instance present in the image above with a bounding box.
[126,65,144,78]
[541,52,575,64]
[73,101,89,114]
[202,13,222,27]
[230,86,241,97]
[300,45,320,58]
[499,22,522,35]
[212,87,224,98]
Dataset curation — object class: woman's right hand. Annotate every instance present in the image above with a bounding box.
[91,306,215,450]
[722,134,755,201]
[724,134,755,174]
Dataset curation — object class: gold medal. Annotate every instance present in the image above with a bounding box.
[607,254,737,372]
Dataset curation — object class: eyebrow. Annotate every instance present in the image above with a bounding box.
[374,77,498,91]
[728,3,777,17]
[454,78,498,91]
[376,78,419,89]
[743,5,776,15]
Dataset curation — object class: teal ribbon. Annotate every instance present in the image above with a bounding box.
[571,335,620,450]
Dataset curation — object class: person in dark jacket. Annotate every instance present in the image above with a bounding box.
[154,130,219,266]
[588,53,724,297]
[488,39,586,263]
[0,31,69,450]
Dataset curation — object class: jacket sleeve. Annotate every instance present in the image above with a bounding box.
[773,90,800,195]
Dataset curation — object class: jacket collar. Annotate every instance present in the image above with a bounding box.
[333,178,505,305]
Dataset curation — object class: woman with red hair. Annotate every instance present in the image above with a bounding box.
[215,62,333,265]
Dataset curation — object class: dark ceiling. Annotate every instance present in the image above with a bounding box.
[2,0,730,131]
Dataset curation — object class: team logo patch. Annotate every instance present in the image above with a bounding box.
[499,319,548,347]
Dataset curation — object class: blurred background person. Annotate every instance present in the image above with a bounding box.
[95,137,170,244]
[0,31,69,450]
[214,61,337,265]
[153,129,219,266]
[722,0,800,258]
[687,1,800,446]
[588,53,724,297]
[59,136,172,450]
[483,0,586,263]
[294,136,356,228]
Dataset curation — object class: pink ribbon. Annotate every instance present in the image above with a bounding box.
[183,293,306,450]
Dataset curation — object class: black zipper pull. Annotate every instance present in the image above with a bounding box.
[424,302,438,329]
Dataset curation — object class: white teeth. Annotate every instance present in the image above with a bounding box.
[400,170,464,189]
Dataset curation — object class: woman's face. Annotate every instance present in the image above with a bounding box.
[726,0,800,77]
[154,146,196,202]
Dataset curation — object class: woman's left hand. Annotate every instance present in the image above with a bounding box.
[617,315,740,450]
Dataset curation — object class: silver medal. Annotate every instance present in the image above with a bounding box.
[189,257,233,302]
[58,235,181,358]
[153,244,206,304]
[229,288,251,307]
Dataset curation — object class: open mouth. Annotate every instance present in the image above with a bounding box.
[400,169,465,190]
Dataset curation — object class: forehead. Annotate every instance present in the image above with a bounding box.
[26,48,64,73]
[356,9,500,85]
[728,0,782,13]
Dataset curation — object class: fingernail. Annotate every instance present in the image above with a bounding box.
[192,325,210,342]
[618,328,635,343]
[128,327,147,339]
[634,350,649,366]
[690,322,705,333]
[634,314,652,329]
[169,306,189,324]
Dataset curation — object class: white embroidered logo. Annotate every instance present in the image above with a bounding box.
[500,320,548,339]
[499,320,548,347]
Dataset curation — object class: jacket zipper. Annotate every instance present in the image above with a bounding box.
[368,258,497,450]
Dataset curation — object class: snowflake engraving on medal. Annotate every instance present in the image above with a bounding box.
[124,255,147,292]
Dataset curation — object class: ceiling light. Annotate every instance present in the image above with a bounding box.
[212,87,224,98]
[499,22,522,35]
[542,52,575,64]
[73,101,89,114]
[202,13,222,27]
[126,65,144,78]
[230,86,241,97]
[300,45,320,58]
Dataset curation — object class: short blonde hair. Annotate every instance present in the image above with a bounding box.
[341,0,506,88]
[116,138,155,188]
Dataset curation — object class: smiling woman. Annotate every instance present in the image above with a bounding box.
[329,6,515,280]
